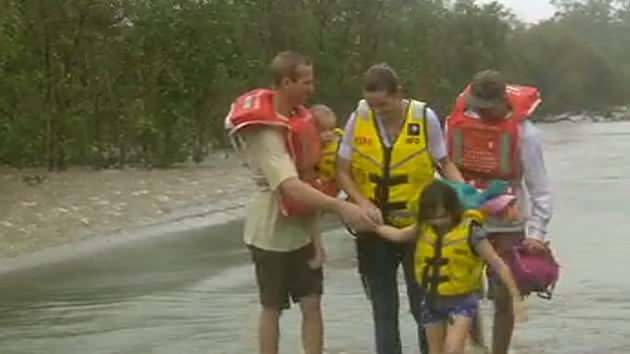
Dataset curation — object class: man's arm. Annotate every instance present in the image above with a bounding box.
[437,158,465,182]
[279,177,343,213]
[426,108,465,183]
[521,122,553,242]
[243,127,376,230]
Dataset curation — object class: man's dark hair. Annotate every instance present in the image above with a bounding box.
[363,63,401,94]
[467,70,508,109]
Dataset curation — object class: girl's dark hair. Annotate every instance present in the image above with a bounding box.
[417,180,464,225]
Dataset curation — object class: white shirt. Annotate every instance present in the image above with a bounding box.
[513,120,553,241]
[338,105,447,162]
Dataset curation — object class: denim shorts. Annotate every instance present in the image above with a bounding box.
[421,294,480,326]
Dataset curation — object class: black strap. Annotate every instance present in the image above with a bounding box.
[384,201,407,211]
[368,173,408,186]
[422,227,450,308]
[425,257,449,266]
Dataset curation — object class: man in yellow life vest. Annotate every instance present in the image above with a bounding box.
[336,63,465,354]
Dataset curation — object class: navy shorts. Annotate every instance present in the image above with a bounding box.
[421,294,480,326]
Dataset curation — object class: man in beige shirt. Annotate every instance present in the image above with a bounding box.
[228,51,375,354]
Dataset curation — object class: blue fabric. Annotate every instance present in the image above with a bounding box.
[421,294,480,326]
[441,179,510,210]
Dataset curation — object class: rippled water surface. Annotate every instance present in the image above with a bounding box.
[1,122,629,354]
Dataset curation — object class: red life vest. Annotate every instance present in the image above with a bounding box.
[225,89,334,217]
[447,85,541,183]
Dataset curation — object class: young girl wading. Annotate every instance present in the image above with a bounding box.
[375,180,526,354]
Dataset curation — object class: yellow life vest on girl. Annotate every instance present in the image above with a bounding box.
[350,99,435,227]
[415,210,486,296]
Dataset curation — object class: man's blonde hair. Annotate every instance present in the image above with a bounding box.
[269,51,312,87]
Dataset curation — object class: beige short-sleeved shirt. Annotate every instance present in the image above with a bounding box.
[238,127,313,252]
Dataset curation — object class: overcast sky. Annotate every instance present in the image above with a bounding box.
[479,0,557,22]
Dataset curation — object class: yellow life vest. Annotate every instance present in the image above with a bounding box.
[415,210,486,297]
[315,128,344,182]
[351,99,436,227]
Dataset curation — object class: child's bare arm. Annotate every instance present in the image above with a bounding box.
[476,239,521,300]
[477,238,528,322]
[307,216,327,269]
[375,224,417,242]
[309,216,323,248]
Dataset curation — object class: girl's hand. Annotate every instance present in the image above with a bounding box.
[375,224,391,235]
[358,199,384,225]
[374,224,417,242]
[513,298,528,323]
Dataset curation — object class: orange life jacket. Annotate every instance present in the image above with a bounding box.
[226,89,335,216]
[447,85,541,184]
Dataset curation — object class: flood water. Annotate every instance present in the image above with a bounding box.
[0,122,629,354]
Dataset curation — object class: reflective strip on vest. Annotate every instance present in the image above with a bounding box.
[350,99,436,227]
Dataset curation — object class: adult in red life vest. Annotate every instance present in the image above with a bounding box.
[446,70,553,354]
[225,51,376,354]
[228,88,333,217]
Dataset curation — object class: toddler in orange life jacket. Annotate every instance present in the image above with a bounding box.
[306,104,342,269]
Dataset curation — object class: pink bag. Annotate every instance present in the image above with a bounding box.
[511,246,560,299]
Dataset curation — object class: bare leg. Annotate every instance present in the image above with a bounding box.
[425,321,447,354]
[443,315,473,354]
[492,285,514,354]
[470,313,489,353]
[300,295,323,354]
[259,306,281,354]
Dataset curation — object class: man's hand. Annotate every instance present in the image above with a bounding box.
[336,201,379,232]
[438,158,465,183]
[523,238,548,255]
[357,199,384,225]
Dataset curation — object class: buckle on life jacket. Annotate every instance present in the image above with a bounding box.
[368,173,409,186]
[384,201,407,211]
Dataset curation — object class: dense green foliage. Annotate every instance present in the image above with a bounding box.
[1,0,628,169]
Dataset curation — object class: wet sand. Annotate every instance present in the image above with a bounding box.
[0,153,252,260]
